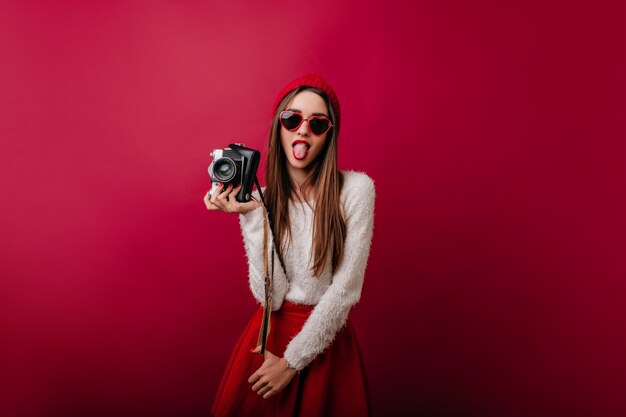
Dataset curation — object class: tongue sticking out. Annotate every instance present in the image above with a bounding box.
[293,143,310,160]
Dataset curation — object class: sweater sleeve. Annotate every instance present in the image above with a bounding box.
[239,193,290,311]
[283,174,376,370]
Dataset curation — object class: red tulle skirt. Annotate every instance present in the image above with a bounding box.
[211,301,371,417]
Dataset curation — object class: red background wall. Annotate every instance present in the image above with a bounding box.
[1,1,624,416]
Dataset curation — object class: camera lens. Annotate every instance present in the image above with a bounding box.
[213,158,236,182]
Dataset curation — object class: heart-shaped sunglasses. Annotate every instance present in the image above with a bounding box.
[279,111,333,136]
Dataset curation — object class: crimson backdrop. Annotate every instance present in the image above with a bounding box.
[1,1,624,416]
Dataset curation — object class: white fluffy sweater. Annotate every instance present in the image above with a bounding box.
[238,170,376,371]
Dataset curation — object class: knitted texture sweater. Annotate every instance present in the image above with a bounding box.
[238,170,376,371]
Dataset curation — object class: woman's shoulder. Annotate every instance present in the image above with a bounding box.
[340,170,376,196]
[340,170,376,214]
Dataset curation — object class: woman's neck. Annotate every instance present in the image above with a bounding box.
[287,165,315,201]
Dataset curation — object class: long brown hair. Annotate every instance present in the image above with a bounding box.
[264,87,346,277]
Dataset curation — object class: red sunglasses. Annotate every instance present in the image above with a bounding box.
[279,111,333,136]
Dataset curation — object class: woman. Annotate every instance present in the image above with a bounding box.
[204,73,375,417]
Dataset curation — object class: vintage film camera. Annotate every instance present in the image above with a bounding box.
[208,143,260,203]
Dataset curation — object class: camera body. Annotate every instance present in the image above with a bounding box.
[208,143,260,203]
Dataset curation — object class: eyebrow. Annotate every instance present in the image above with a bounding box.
[286,108,329,118]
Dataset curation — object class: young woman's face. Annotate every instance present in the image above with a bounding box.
[280,90,331,172]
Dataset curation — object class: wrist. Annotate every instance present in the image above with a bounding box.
[240,202,262,216]
[281,357,298,373]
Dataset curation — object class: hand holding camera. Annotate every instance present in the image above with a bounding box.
[204,183,261,214]
[204,143,262,214]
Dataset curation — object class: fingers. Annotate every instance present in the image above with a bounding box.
[251,380,274,399]
[225,184,243,205]
[220,183,236,200]
[206,183,257,213]
[209,183,225,208]
[248,370,261,385]
[260,385,274,398]
[204,191,220,211]
[252,378,267,392]
[251,376,275,398]
[230,183,242,195]
[210,183,234,211]
[214,183,236,212]
[263,388,277,399]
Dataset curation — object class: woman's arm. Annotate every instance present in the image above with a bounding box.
[204,183,289,310]
[283,173,376,370]
[239,192,290,311]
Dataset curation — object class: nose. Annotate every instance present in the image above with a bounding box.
[297,118,311,136]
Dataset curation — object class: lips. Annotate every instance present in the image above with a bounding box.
[292,139,310,160]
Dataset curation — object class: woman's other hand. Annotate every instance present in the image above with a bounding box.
[248,349,297,399]
[204,183,261,214]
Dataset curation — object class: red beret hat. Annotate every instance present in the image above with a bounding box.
[272,72,341,131]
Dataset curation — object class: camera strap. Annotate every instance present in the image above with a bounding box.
[253,177,287,356]
[255,203,273,355]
